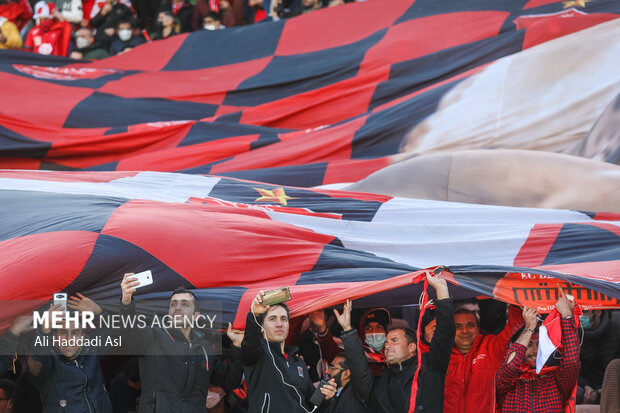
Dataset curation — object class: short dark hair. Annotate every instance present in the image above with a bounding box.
[454,309,479,326]
[77,27,93,35]
[205,11,221,20]
[332,352,350,370]
[170,287,199,312]
[116,19,133,29]
[258,302,290,325]
[0,378,15,399]
[388,327,417,345]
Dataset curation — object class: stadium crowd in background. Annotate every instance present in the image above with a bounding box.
[0,0,356,56]
[0,270,617,412]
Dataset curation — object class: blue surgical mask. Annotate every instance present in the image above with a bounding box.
[579,315,592,329]
[365,333,386,351]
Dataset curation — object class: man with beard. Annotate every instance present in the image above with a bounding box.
[321,352,368,413]
[120,274,244,413]
[495,288,580,412]
[339,271,455,413]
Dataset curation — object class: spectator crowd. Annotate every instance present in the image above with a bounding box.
[0,0,356,57]
[0,270,618,413]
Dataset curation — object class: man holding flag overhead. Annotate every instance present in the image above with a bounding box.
[338,271,455,413]
[495,286,581,413]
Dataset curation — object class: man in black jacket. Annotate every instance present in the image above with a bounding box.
[322,352,368,413]
[28,295,114,413]
[120,274,244,413]
[338,271,455,413]
[242,291,338,413]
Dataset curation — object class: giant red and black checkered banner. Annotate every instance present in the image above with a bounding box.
[1,0,620,186]
[1,171,618,328]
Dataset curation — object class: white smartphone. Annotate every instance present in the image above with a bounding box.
[132,270,153,289]
[53,293,67,310]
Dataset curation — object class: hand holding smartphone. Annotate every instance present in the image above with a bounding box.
[53,293,67,311]
[132,270,153,289]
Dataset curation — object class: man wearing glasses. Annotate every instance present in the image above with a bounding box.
[322,352,368,413]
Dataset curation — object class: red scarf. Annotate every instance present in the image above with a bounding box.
[38,19,54,32]
[518,363,558,380]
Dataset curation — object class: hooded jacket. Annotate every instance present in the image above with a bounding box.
[343,298,455,413]
[119,299,243,413]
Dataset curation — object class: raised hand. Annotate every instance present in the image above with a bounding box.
[522,307,539,330]
[308,309,327,334]
[426,270,450,300]
[68,293,102,315]
[227,322,244,347]
[121,273,140,306]
[9,314,34,336]
[251,291,269,315]
[41,303,63,334]
[555,284,575,318]
[333,299,352,331]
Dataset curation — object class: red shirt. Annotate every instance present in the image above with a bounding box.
[444,305,523,413]
[495,318,580,413]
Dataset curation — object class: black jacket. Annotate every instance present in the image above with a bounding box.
[29,332,112,413]
[322,381,368,413]
[119,299,243,413]
[242,311,318,413]
[343,298,455,413]
[579,311,620,389]
[0,330,18,372]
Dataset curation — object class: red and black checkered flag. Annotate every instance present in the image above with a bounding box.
[2,0,619,185]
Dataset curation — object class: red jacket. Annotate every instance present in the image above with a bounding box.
[444,305,523,413]
[24,21,72,56]
[495,317,580,413]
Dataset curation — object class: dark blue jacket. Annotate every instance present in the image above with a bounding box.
[30,348,112,413]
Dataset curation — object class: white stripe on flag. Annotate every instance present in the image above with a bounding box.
[536,324,556,373]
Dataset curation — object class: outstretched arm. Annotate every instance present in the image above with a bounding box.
[241,291,268,366]
[336,300,373,405]
[425,271,456,373]
[118,273,155,353]
[309,309,342,363]
[211,324,245,391]
[554,286,580,400]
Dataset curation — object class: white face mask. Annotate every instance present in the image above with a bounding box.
[365,333,386,352]
[75,37,90,49]
[203,24,217,30]
[118,29,132,42]
[206,391,222,408]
